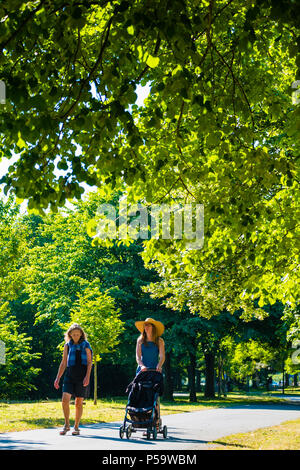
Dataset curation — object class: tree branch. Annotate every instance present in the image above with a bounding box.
[178,174,196,200]
[0,0,46,54]
[153,175,181,204]
[136,35,161,83]
[60,15,113,120]
[212,0,235,23]
[176,101,185,135]
[213,44,255,128]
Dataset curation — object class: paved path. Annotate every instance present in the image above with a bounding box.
[1,403,300,450]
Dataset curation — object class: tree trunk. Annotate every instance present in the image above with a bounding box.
[196,370,201,392]
[174,368,182,390]
[253,372,260,389]
[163,351,174,401]
[93,357,97,405]
[217,353,221,398]
[188,352,197,402]
[204,352,215,398]
[285,372,290,388]
[218,353,227,397]
[294,373,298,387]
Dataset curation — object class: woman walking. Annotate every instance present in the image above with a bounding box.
[54,323,92,435]
[135,317,165,433]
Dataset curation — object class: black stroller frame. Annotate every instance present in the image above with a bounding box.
[119,369,168,440]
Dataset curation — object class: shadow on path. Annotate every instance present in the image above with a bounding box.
[0,437,48,450]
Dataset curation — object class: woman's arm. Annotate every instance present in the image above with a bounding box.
[136,338,146,370]
[157,337,165,372]
[54,344,68,389]
[83,348,92,386]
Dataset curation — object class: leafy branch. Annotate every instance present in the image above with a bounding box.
[213,44,255,128]
[0,0,47,54]
[136,35,161,83]
[59,15,114,121]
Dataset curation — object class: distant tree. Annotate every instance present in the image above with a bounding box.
[282,302,300,380]
[0,302,40,399]
[68,284,124,404]
[0,196,41,398]
[228,339,275,388]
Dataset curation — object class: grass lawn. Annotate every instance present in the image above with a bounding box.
[208,418,300,450]
[0,391,291,433]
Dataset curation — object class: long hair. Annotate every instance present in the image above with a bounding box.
[139,323,160,347]
[64,323,87,343]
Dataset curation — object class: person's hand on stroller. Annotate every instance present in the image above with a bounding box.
[156,365,162,373]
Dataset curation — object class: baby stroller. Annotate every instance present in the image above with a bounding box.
[119,369,168,440]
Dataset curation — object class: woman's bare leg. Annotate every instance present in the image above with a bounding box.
[74,397,84,429]
[62,392,71,428]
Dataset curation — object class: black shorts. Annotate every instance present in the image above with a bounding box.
[62,377,89,398]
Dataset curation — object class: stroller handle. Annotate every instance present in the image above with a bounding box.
[137,368,162,374]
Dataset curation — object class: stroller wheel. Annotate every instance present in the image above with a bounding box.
[152,427,157,440]
[146,429,151,440]
[126,424,132,439]
[162,425,168,439]
[119,425,125,439]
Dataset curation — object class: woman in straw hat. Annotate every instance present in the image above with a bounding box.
[135,318,165,433]
[135,317,165,374]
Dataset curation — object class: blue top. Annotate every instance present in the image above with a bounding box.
[66,339,92,367]
[136,341,159,375]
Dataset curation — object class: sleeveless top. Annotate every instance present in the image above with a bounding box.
[65,340,91,382]
[66,339,92,366]
[65,349,87,381]
[136,341,159,375]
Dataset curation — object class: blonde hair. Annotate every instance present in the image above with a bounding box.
[64,323,87,343]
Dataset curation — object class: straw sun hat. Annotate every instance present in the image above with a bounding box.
[135,318,165,337]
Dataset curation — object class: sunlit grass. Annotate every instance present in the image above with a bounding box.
[0,392,289,433]
[0,398,125,432]
[208,418,300,450]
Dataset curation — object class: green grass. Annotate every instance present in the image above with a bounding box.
[270,387,300,396]
[0,391,291,433]
[208,418,300,450]
[0,398,126,432]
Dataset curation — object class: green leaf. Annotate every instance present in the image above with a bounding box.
[146,55,160,68]
[127,25,134,35]
[16,132,26,149]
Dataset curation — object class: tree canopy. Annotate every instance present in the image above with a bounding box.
[0,1,299,313]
